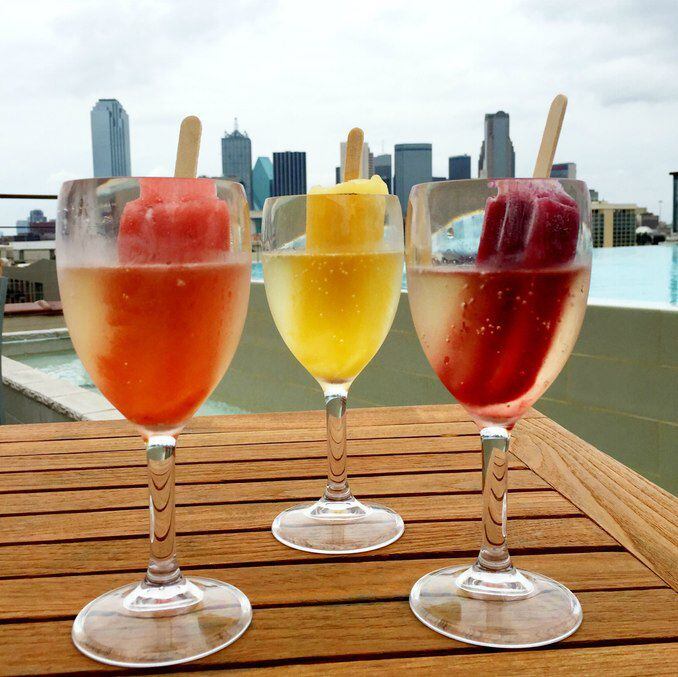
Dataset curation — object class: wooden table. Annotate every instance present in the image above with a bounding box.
[0,405,676,674]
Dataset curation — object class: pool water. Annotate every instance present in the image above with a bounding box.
[16,351,248,416]
[255,243,678,307]
[589,244,677,307]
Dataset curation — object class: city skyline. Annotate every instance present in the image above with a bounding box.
[1,2,676,224]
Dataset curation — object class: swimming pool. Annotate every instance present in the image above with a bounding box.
[254,243,678,307]
[15,350,248,416]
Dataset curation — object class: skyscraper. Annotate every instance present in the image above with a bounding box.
[478,111,515,179]
[221,119,252,205]
[394,144,432,212]
[90,99,131,177]
[272,152,306,196]
[448,155,471,180]
[252,156,273,211]
[339,141,371,180]
[374,154,392,192]
[550,162,577,179]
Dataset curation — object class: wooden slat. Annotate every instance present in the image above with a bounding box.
[0,589,675,675]
[0,451,523,493]
[0,490,578,545]
[0,434,481,470]
[0,552,664,622]
[0,469,550,515]
[0,436,482,471]
[0,404,544,445]
[0,518,616,579]
[514,416,678,590]
[0,421,480,462]
[222,644,678,676]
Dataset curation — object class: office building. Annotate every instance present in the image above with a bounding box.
[394,144,432,212]
[90,99,131,177]
[272,152,307,196]
[252,156,273,211]
[671,171,678,233]
[550,162,577,179]
[478,111,515,178]
[339,141,371,180]
[591,201,640,248]
[448,154,471,180]
[222,120,252,205]
[335,166,341,184]
[374,154,392,192]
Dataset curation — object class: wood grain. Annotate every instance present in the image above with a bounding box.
[0,403,544,445]
[0,469,550,516]
[514,416,678,590]
[1,590,676,675]
[0,490,577,545]
[0,517,615,578]
[0,551,663,621]
[221,643,678,676]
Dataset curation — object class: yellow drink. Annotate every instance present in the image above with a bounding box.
[263,250,402,385]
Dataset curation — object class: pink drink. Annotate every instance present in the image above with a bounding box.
[408,264,589,427]
[409,179,589,428]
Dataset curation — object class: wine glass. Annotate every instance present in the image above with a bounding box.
[406,178,592,648]
[262,192,405,553]
[57,177,252,667]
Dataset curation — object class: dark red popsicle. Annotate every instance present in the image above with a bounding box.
[477,179,579,268]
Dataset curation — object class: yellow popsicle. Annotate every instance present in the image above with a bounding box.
[306,175,388,252]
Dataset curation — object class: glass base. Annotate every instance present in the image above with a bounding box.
[272,497,404,554]
[72,577,252,668]
[410,564,582,648]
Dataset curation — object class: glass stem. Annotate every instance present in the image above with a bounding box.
[477,426,512,572]
[322,388,352,502]
[145,435,182,586]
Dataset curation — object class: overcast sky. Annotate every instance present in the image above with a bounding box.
[1,0,676,225]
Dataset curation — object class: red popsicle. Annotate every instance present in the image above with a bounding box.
[118,178,230,264]
[434,178,583,426]
[477,179,579,268]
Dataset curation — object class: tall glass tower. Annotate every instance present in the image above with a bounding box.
[478,111,515,179]
[272,152,306,196]
[374,154,392,192]
[221,119,252,205]
[394,144,432,212]
[252,156,273,211]
[90,99,131,177]
[448,155,471,180]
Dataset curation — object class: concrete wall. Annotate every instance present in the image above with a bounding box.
[538,302,677,492]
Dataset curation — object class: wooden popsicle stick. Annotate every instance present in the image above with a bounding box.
[344,127,364,181]
[174,115,202,178]
[533,95,568,179]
